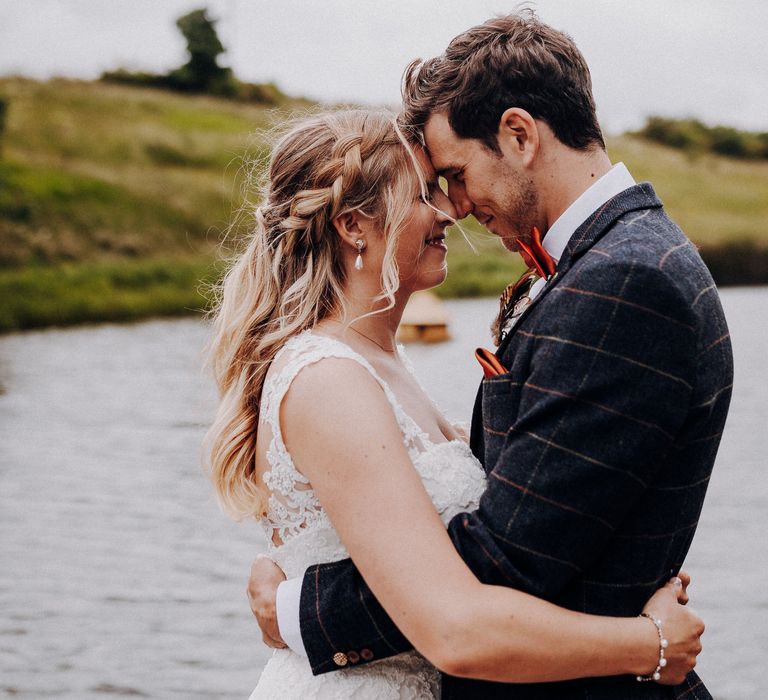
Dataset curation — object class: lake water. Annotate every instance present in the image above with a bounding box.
[1,290,766,699]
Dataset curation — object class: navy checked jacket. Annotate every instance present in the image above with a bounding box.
[296,184,733,699]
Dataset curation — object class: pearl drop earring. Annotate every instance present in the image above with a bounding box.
[354,239,364,271]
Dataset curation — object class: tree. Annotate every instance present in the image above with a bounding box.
[101,7,287,103]
[168,8,236,96]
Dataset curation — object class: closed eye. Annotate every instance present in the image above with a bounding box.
[420,179,441,203]
[443,169,464,185]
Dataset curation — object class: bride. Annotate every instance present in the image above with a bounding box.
[204,110,703,698]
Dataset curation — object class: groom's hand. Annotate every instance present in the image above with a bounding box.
[247,554,287,649]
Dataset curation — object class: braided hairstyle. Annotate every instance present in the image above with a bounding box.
[205,110,424,520]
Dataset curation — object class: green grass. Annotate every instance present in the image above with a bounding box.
[0,160,203,267]
[159,104,258,133]
[0,258,218,331]
[608,135,768,245]
[436,222,526,298]
[1,77,767,331]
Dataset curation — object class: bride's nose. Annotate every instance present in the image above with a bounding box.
[433,190,457,223]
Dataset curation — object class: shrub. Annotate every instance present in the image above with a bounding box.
[100,69,173,89]
[235,81,286,105]
[638,117,709,151]
[637,116,768,161]
[709,126,749,158]
[699,240,768,286]
[0,95,7,157]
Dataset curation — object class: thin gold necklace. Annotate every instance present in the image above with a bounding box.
[347,326,397,354]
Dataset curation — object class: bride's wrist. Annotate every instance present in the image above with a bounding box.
[628,615,663,677]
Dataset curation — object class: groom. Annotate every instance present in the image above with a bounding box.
[248,12,732,698]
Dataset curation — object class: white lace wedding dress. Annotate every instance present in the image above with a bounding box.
[249,331,487,699]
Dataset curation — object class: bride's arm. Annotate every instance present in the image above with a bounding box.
[279,358,702,683]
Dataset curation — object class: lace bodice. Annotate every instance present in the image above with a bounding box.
[251,331,486,699]
[259,331,486,578]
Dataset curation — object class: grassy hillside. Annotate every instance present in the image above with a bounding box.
[607,135,768,246]
[0,77,297,330]
[0,77,286,267]
[1,78,766,331]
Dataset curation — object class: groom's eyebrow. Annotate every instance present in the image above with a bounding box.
[430,158,457,177]
[424,147,448,175]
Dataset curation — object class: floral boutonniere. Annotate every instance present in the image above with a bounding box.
[490,227,557,346]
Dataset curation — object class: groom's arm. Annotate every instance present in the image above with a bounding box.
[280,259,698,674]
[294,560,414,672]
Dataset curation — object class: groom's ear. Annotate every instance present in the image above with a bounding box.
[497,108,539,168]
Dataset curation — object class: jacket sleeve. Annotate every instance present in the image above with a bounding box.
[299,559,413,674]
[297,259,697,674]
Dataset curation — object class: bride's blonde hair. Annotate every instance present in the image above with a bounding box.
[205,110,425,520]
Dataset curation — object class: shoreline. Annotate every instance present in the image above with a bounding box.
[3,241,766,333]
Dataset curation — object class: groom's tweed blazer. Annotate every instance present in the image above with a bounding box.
[297,184,733,699]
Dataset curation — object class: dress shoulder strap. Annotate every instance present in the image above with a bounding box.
[259,331,428,545]
[262,331,427,466]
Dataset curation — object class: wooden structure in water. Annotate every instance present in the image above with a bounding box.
[398,291,450,343]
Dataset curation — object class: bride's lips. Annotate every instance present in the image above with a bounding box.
[424,232,447,251]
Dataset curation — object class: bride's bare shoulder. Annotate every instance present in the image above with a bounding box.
[263,334,395,442]
[282,354,382,412]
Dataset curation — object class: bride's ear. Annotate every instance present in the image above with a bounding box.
[332,210,373,251]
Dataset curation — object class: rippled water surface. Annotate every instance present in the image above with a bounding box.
[1,290,766,699]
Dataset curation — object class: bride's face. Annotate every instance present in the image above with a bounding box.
[392,148,456,294]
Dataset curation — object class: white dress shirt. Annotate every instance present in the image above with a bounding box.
[274,162,637,658]
[527,161,636,301]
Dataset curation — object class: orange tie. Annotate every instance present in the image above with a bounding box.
[517,226,556,279]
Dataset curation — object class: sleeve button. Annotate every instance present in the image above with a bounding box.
[333,652,348,667]
[347,651,360,664]
[360,648,374,661]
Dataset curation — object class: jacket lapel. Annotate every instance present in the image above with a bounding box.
[495,183,663,359]
[557,182,662,272]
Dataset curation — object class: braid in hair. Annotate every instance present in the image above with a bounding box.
[204,110,424,519]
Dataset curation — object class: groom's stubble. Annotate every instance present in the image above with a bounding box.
[497,164,540,252]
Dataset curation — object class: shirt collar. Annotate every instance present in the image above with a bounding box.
[542,162,636,263]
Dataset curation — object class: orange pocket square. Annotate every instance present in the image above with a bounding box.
[475,347,508,378]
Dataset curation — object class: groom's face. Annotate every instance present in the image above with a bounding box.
[423,113,539,252]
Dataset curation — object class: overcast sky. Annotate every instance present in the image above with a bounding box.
[1,0,766,134]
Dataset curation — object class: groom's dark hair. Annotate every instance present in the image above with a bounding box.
[400,10,605,153]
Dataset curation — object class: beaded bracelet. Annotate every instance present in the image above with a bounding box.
[636,612,669,682]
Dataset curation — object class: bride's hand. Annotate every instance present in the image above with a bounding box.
[247,554,288,649]
[639,574,703,685]
[451,421,470,443]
